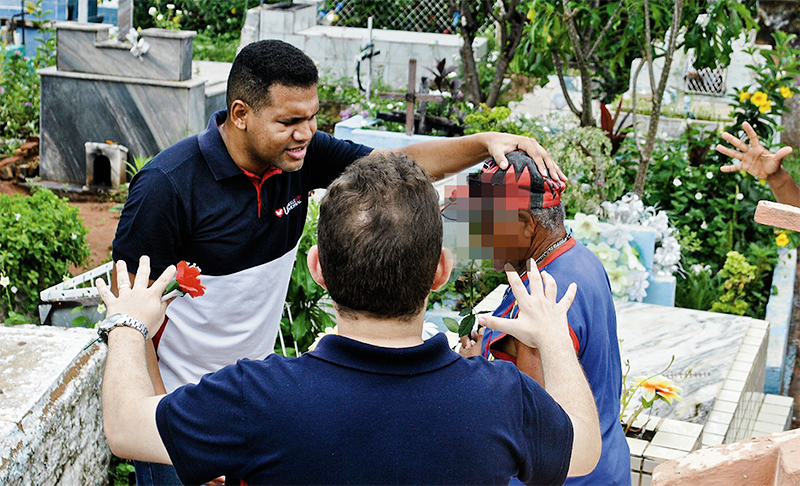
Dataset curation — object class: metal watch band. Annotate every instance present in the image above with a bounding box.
[99,313,149,343]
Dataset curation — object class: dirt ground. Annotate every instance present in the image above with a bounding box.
[0,181,119,274]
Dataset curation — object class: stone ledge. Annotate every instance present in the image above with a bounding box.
[0,326,108,485]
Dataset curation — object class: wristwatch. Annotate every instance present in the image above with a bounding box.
[97,313,149,343]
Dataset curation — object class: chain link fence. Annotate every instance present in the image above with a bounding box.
[318,0,458,33]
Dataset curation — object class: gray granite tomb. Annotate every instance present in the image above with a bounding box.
[39,21,230,187]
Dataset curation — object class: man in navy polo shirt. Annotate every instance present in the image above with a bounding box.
[112,39,566,484]
[97,152,600,485]
[449,152,630,485]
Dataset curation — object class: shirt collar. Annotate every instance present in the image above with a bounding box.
[309,333,460,375]
[198,110,244,181]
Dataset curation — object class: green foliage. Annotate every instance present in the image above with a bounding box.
[0,0,55,143]
[109,455,136,486]
[276,199,336,355]
[146,1,183,30]
[710,251,757,316]
[728,31,800,148]
[192,31,239,62]
[514,0,756,114]
[464,109,631,215]
[0,189,90,323]
[634,122,778,317]
[134,0,263,37]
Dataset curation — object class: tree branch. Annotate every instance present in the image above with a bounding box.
[552,50,582,117]
[587,1,624,59]
[643,0,656,94]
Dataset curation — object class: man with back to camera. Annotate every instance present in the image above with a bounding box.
[445,151,630,485]
[96,152,600,485]
[111,39,567,483]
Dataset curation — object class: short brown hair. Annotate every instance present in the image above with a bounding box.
[318,152,442,320]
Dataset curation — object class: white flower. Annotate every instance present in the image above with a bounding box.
[0,276,8,287]
[627,270,650,301]
[706,171,713,179]
[148,6,157,16]
[176,9,182,15]
[622,245,645,271]
[70,233,77,240]
[607,266,631,296]
[690,264,710,275]
[10,286,17,294]
[14,213,20,221]
[573,213,601,242]
[157,13,164,21]
[736,193,744,201]
[166,3,175,9]
[602,226,633,249]
[587,241,621,267]
[580,183,592,193]
[701,221,708,230]
[695,192,703,201]
[308,325,337,352]
[97,303,106,314]
[673,178,682,187]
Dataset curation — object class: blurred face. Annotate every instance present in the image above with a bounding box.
[443,178,533,269]
[245,84,319,172]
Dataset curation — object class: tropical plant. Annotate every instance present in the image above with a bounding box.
[727,31,800,148]
[276,199,336,355]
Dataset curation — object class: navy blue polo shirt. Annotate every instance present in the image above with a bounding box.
[112,110,373,392]
[155,333,574,485]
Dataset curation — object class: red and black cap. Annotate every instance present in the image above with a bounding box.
[442,151,566,221]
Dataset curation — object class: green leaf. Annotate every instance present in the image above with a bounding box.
[458,314,476,337]
[442,317,459,334]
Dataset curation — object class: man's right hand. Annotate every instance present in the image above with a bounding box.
[478,263,576,350]
[717,121,793,179]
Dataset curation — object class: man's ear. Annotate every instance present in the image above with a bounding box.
[307,245,327,289]
[431,248,454,291]
[228,99,249,130]
[518,210,535,238]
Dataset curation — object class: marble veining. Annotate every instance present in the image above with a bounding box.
[616,301,762,424]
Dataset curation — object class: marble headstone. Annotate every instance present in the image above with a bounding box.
[117,0,133,41]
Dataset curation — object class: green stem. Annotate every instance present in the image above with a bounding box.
[163,279,182,295]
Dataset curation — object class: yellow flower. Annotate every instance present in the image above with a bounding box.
[527,9,535,21]
[776,232,790,247]
[780,86,793,99]
[636,375,682,405]
[231,7,236,14]
[739,91,751,102]
[26,2,34,13]
[751,90,768,107]
[759,100,773,114]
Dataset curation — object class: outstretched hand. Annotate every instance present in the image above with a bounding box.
[96,256,176,337]
[716,121,793,179]
[486,133,568,182]
[478,261,576,350]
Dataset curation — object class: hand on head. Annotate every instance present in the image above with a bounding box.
[486,134,568,183]
[96,256,176,337]
[716,121,793,179]
[478,260,576,350]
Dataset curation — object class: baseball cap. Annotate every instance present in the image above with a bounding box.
[441,150,566,221]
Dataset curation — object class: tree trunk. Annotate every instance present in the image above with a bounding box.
[633,0,684,195]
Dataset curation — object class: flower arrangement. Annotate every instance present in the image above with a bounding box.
[571,212,650,301]
[601,193,681,278]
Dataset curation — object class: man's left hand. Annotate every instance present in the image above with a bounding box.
[485,132,567,182]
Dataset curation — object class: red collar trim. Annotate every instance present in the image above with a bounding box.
[241,165,282,183]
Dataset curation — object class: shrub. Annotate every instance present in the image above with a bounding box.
[0,189,90,323]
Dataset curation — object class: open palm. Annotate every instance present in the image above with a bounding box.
[716,121,793,179]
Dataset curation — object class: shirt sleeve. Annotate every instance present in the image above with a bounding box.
[112,167,187,275]
[156,364,249,485]
[516,372,574,486]
[304,131,373,189]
